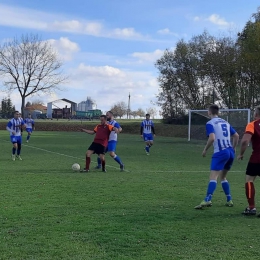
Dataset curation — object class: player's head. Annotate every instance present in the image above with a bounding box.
[146,114,150,120]
[106,111,114,121]
[100,115,107,124]
[254,106,260,119]
[28,113,31,118]
[208,104,219,117]
[14,111,19,119]
[18,113,22,118]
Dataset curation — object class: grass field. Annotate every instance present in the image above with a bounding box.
[0,130,259,260]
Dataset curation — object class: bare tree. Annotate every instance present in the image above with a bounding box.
[0,34,67,117]
[136,108,145,118]
[146,107,157,119]
[110,101,127,118]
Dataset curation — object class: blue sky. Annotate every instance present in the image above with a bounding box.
[0,0,259,116]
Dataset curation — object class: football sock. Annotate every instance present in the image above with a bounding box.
[245,182,255,209]
[97,157,101,167]
[113,155,123,165]
[145,146,150,153]
[221,180,232,201]
[27,135,30,141]
[12,148,16,155]
[85,156,91,170]
[17,149,21,155]
[101,159,106,170]
[204,180,217,202]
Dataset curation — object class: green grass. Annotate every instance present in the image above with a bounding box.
[0,131,259,259]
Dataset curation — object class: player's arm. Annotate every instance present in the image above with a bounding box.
[151,125,156,136]
[202,133,215,157]
[114,122,122,133]
[230,126,239,152]
[81,128,95,134]
[238,122,254,160]
[140,122,144,137]
[6,122,15,135]
[32,120,35,130]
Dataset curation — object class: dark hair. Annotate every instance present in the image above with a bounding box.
[106,111,114,116]
[14,111,19,114]
[100,115,107,120]
[255,106,260,116]
[209,104,219,115]
[28,113,31,116]
[146,113,150,117]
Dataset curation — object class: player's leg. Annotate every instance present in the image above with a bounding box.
[16,137,22,160]
[84,149,93,171]
[108,141,124,171]
[220,148,235,206]
[242,163,258,215]
[10,136,17,161]
[195,150,228,209]
[26,128,32,142]
[99,154,106,172]
[96,156,102,169]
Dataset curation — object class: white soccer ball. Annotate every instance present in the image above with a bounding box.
[72,163,80,171]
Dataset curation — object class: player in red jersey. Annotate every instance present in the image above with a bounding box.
[81,115,119,172]
[238,106,260,216]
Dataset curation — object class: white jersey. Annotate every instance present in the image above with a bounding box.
[6,118,24,136]
[108,120,120,142]
[24,118,34,129]
[206,117,236,153]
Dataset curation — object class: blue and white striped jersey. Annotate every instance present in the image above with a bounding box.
[206,117,236,153]
[141,119,154,134]
[24,118,34,129]
[6,118,24,136]
[108,120,120,141]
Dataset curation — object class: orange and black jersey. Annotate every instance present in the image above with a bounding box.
[245,119,260,163]
[93,124,114,147]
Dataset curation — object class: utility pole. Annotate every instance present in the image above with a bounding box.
[127,93,131,119]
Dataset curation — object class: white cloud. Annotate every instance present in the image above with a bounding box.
[131,49,164,63]
[48,37,80,61]
[0,4,149,41]
[193,14,234,28]
[207,14,230,26]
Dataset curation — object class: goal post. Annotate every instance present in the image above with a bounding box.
[188,108,251,141]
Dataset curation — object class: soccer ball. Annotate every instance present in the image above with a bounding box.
[72,163,80,171]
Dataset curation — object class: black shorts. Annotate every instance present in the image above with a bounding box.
[88,142,106,155]
[246,162,260,177]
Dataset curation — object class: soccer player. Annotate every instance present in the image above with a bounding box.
[6,111,25,161]
[194,104,239,209]
[140,113,155,155]
[81,115,119,172]
[96,111,125,171]
[238,106,260,216]
[24,113,35,143]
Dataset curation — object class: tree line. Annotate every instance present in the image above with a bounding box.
[155,7,260,122]
[109,101,157,119]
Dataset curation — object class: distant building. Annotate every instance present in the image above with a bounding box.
[24,105,47,119]
[77,97,96,112]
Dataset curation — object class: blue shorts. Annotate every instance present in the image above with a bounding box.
[10,135,22,144]
[26,128,33,133]
[107,140,117,152]
[210,148,235,171]
[143,133,153,142]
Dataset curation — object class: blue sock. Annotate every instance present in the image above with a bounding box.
[204,180,217,202]
[113,155,123,165]
[97,157,101,167]
[12,148,16,155]
[221,180,232,202]
[17,149,21,155]
[27,135,30,140]
[145,146,150,152]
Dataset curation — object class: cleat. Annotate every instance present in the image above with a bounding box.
[26,140,29,143]
[95,165,101,169]
[80,168,89,173]
[225,200,234,207]
[242,207,256,216]
[146,153,150,156]
[194,200,212,209]
[16,155,22,161]
[102,168,107,172]
[11,155,15,161]
[120,164,125,172]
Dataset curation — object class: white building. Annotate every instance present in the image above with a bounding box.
[77,97,96,111]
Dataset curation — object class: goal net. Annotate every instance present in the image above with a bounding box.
[188,109,251,141]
